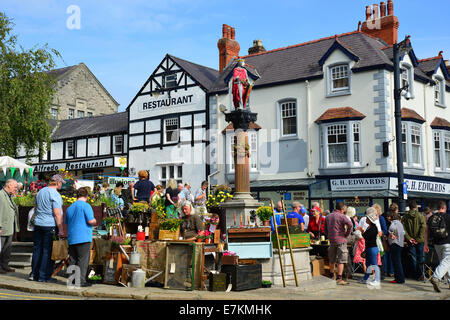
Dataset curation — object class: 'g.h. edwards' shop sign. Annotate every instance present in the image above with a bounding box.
[34,158,114,173]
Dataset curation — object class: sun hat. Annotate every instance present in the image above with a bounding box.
[365,207,378,223]
[346,206,356,218]
[51,174,66,184]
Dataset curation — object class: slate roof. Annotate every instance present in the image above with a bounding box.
[51,112,128,140]
[418,57,442,76]
[168,54,219,91]
[45,65,76,78]
[210,31,394,93]
[315,107,366,124]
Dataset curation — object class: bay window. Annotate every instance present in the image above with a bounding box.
[320,121,361,168]
[402,121,423,168]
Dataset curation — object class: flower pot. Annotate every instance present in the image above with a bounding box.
[222,255,239,265]
[263,220,271,226]
[196,238,203,243]
[262,283,272,288]
[158,228,180,241]
[205,238,211,244]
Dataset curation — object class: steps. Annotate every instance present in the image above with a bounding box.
[10,242,33,268]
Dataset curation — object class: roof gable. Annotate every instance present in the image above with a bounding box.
[418,56,450,80]
[126,54,219,110]
[318,39,360,66]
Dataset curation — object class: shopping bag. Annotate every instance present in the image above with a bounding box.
[51,239,69,261]
[376,236,385,257]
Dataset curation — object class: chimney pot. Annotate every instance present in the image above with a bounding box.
[231,27,235,40]
[373,4,379,19]
[366,6,372,20]
[227,25,232,39]
[222,24,228,38]
[380,2,386,17]
[387,0,394,15]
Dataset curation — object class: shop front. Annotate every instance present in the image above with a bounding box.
[313,173,450,214]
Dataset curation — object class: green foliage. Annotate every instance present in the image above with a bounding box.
[0,12,62,159]
[159,218,182,231]
[256,206,273,222]
[130,202,149,215]
[13,193,35,207]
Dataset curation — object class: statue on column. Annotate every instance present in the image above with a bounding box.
[224,59,260,110]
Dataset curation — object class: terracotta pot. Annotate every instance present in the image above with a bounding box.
[205,238,211,244]
[196,238,203,243]
[263,220,271,226]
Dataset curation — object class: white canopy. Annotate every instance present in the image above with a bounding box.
[0,156,32,176]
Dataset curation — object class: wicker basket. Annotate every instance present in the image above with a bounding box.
[158,229,180,240]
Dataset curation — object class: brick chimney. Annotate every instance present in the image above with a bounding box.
[361,0,399,45]
[217,24,240,72]
[248,39,266,55]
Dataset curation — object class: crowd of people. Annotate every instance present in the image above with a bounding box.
[271,199,450,291]
[0,173,449,292]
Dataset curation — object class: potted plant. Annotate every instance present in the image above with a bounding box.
[204,230,213,244]
[195,231,205,243]
[222,250,239,265]
[256,206,273,226]
[158,218,182,240]
[261,280,272,288]
[88,274,103,284]
[128,202,149,223]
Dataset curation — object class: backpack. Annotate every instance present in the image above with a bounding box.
[428,212,448,241]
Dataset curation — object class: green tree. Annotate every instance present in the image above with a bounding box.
[0,12,61,160]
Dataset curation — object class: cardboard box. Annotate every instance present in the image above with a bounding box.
[311,258,326,277]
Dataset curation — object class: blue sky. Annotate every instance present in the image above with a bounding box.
[2,0,449,111]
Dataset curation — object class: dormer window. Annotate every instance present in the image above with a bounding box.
[331,65,349,92]
[434,76,446,107]
[326,63,351,97]
[400,62,414,98]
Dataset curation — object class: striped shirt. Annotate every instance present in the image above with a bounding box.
[324,210,353,245]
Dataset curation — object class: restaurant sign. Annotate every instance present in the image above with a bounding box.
[34,158,114,173]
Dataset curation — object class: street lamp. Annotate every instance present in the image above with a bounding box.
[393,35,412,214]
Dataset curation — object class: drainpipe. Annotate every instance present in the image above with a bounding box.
[305,80,313,177]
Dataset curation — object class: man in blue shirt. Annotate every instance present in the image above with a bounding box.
[30,174,65,283]
[271,201,284,232]
[287,202,306,232]
[65,187,97,287]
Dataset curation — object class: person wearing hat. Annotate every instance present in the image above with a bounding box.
[308,206,325,240]
[357,207,381,288]
[30,174,65,283]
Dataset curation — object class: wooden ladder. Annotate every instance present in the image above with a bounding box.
[270,200,299,287]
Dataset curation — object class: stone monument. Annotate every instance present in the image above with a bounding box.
[220,59,263,228]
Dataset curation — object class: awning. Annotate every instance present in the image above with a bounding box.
[250,179,315,191]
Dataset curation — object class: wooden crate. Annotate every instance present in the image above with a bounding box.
[208,273,227,292]
[221,264,262,291]
[214,229,221,244]
[277,225,303,234]
[159,229,180,241]
[271,233,310,248]
[280,218,299,226]
[311,258,326,277]
[222,255,239,265]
